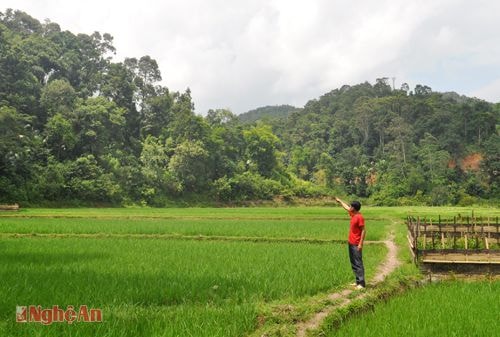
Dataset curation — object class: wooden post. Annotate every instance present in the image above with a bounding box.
[476,216,480,249]
[496,214,499,246]
[416,217,420,256]
[466,216,470,250]
[472,214,479,249]
[432,221,435,249]
[453,216,457,249]
[424,219,434,249]
[487,217,491,243]
[465,232,468,262]
[480,216,484,249]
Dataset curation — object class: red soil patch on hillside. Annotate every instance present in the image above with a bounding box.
[460,153,483,171]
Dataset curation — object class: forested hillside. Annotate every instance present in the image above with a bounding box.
[1,9,498,206]
[238,105,299,124]
[271,83,499,205]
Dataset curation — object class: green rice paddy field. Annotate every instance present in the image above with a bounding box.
[330,281,500,337]
[0,206,498,336]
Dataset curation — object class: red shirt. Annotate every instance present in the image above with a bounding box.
[348,211,365,245]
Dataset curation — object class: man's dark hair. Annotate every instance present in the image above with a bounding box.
[351,201,361,211]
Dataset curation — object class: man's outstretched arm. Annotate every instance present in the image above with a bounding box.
[334,197,351,212]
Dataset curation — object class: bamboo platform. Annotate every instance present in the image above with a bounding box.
[421,251,500,264]
[407,215,500,272]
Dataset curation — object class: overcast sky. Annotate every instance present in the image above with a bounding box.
[3,0,500,114]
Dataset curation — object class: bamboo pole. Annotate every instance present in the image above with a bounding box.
[453,216,457,249]
[496,215,499,246]
[476,216,480,248]
[432,221,435,249]
[415,217,420,259]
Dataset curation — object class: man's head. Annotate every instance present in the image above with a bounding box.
[350,201,361,212]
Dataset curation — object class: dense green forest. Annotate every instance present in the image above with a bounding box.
[1,9,498,206]
[238,105,299,124]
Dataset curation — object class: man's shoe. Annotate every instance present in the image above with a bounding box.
[355,284,365,290]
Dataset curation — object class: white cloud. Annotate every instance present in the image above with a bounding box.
[2,0,500,113]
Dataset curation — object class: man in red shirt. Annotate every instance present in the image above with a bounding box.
[335,197,366,289]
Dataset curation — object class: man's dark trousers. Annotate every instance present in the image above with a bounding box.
[348,244,365,287]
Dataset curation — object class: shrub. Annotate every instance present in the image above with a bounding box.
[213,172,284,202]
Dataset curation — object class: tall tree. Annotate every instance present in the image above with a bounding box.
[168,140,210,193]
[243,125,281,178]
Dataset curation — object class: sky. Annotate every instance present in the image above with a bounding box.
[2,0,500,114]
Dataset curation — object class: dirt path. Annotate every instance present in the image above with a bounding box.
[295,234,400,337]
